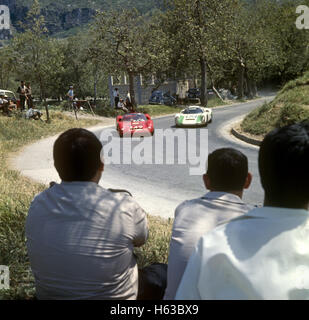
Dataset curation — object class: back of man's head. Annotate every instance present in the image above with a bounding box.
[206,148,249,192]
[259,121,309,209]
[54,128,103,182]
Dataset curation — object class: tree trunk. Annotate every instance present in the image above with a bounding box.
[128,71,136,107]
[200,57,208,106]
[40,80,50,123]
[252,81,258,97]
[93,68,98,106]
[212,86,225,103]
[237,64,245,99]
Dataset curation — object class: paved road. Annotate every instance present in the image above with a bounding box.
[94,95,275,218]
[13,95,274,218]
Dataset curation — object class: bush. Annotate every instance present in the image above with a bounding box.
[241,71,309,136]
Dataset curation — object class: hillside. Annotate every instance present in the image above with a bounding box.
[241,72,309,136]
[3,0,163,36]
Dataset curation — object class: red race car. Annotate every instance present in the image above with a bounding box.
[116,113,154,137]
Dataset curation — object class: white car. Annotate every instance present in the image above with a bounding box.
[175,106,212,127]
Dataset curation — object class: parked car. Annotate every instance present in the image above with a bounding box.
[116,113,155,137]
[186,88,200,100]
[186,88,216,101]
[149,91,176,106]
[0,89,20,108]
[175,106,212,127]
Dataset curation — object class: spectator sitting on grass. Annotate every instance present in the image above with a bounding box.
[176,122,309,300]
[25,107,43,121]
[117,98,129,113]
[26,128,148,300]
[164,148,253,300]
[0,94,10,116]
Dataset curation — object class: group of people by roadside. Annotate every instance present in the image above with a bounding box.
[17,80,34,111]
[0,81,39,118]
[113,88,135,113]
[25,120,309,300]
[17,80,42,120]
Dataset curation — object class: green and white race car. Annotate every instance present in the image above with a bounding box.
[175,106,212,127]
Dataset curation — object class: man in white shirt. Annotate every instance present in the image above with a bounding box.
[117,98,129,113]
[26,128,148,300]
[113,88,120,108]
[164,148,252,300]
[176,121,309,300]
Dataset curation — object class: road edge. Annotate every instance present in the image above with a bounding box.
[231,127,262,147]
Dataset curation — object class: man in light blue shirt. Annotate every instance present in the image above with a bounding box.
[26,128,148,300]
[67,86,74,101]
[164,148,253,300]
[176,122,309,300]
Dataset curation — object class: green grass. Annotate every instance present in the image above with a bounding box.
[242,72,309,136]
[0,110,173,299]
[135,216,173,268]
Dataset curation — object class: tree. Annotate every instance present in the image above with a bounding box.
[0,46,15,89]
[92,8,170,107]
[163,0,240,105]
[11,0,64,121]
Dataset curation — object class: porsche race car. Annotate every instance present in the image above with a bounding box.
[175,106,212,127]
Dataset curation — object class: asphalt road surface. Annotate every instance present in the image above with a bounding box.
[94,95,275,218]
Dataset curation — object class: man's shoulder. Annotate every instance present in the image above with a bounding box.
[174,194,247,215]
[30,183,143,216]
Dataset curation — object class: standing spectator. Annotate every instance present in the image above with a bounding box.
[67,85,74,101]
[26,82,34,109]
[176,122,309,300]
[126,91,131,104]
[164,148,252,300]
[17,81,27,111]
[113,88,120,108]
[26,128,148,300]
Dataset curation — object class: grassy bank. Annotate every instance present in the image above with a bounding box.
[242,72,309,136]
[0,112,173,299]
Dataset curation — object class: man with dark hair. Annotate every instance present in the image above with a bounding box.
[26,128,148,300]
[164,148,252,300]
[113,88,120,108]
[176,122,309,300]
[17,80,27,111]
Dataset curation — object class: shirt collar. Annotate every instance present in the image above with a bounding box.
[202,191,245,205]
[247,206,309,219]
[60,181,99,188]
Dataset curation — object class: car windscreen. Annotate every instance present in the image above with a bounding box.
[5,92,15,100]
[123,114,147,121]
[182,108,203,114]
[150,92,162,99]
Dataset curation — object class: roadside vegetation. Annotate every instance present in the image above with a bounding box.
[241,72,309,136]
[0,113,173,299]
[36,96,227,119]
